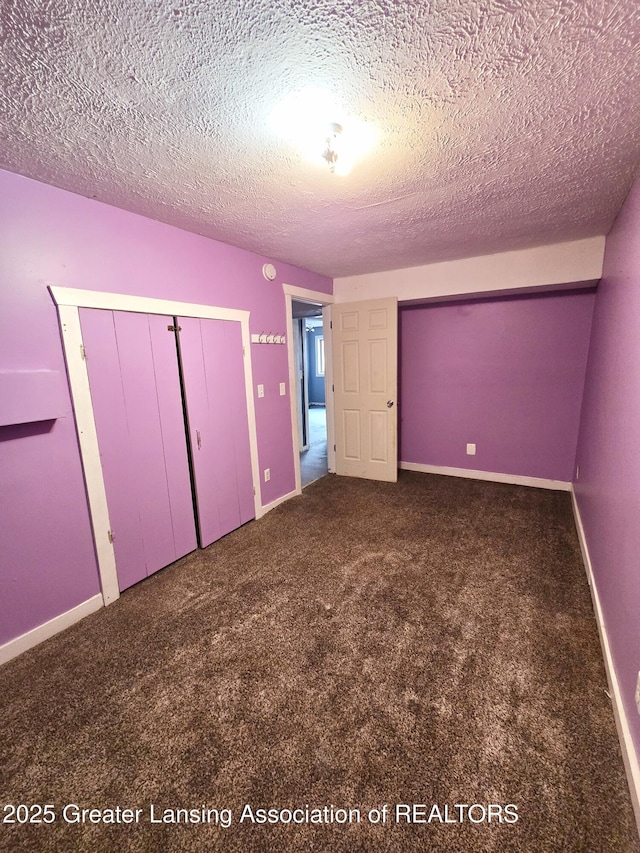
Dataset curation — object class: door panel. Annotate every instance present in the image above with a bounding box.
[221,322,255,526]
[80,309,147,590]
[80,309,197,590]
[116,312,180,575]
[178,317,254,548]
[342,340,360,392]
[370,411,388,462]
[147,314,198,561]
[369,340,387,392]
[332,297,398,482]
[344,410,361,459]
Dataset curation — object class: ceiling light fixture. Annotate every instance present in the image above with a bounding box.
[270,89,377,176]
[321,119,377,177]
[322,123,343,174]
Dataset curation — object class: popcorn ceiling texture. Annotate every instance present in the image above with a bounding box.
[0,0,639,277]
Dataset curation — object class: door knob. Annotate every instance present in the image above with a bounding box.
[387,400,394,408]
[196,429,202,450]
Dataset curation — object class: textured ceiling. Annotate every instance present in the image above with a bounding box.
[1,0,639,278]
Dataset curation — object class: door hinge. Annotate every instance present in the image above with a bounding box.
[333,444,336,452]
[332,384,334,392]
[243,346,246,357]
[107,530,115,544]
[253,486,256,495]
[80,344,87,360]
[330,320,333,329]
[167,324,182,332]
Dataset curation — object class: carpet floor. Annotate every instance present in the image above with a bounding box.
[1,472,638,852]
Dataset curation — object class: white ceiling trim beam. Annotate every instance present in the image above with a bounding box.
[333,237,605,304]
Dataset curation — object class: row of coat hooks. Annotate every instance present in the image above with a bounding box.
[250,333,286,345]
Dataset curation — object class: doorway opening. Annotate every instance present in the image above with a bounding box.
[292,301,328,487]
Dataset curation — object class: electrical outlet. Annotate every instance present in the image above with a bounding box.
[264,468,270,483]
[279,382,286,396]
[466,443,476,456]
[635,672,640,715]
[257,384,264,398]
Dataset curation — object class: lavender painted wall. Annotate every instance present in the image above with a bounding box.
[574,178,640,756]
[400,292,595,481]
[0,169,331,647]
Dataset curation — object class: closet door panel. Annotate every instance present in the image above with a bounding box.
[115,311,177,575]
[178,317,254,548]
[147,314,198,561]
[218,320,255,526]
[79,308,147,590]
[178,317,224,547]
[80,309,197,592]
[197,320,238,540]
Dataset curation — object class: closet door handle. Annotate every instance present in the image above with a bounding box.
[196,429,202,450]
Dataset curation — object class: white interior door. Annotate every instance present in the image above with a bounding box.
[331,297,398,482]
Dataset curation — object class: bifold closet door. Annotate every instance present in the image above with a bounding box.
[178,317,255,548]
[80,309,197,591]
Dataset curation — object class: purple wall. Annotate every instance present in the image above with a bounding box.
[0,169,331,647]
[400,291,595,481]
[574,178,640,755]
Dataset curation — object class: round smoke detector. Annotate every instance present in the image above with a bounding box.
[262,263,277,281]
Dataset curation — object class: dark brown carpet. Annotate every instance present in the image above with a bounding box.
[1,472,638,852]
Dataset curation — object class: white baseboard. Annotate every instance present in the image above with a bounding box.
[258,488,300,517]
[0,594,104,666]
[400,461,571,491]
[571,487,640,832]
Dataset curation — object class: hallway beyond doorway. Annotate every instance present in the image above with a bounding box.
[300,405,328,487]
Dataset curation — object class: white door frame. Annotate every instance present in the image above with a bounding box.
[292,318,309,451]
[49,286,263,607]
[283,284,334,495]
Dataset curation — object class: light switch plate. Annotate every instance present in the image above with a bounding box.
[279,382,286,396]
[466,443,476,455]
[257,384,264,398]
